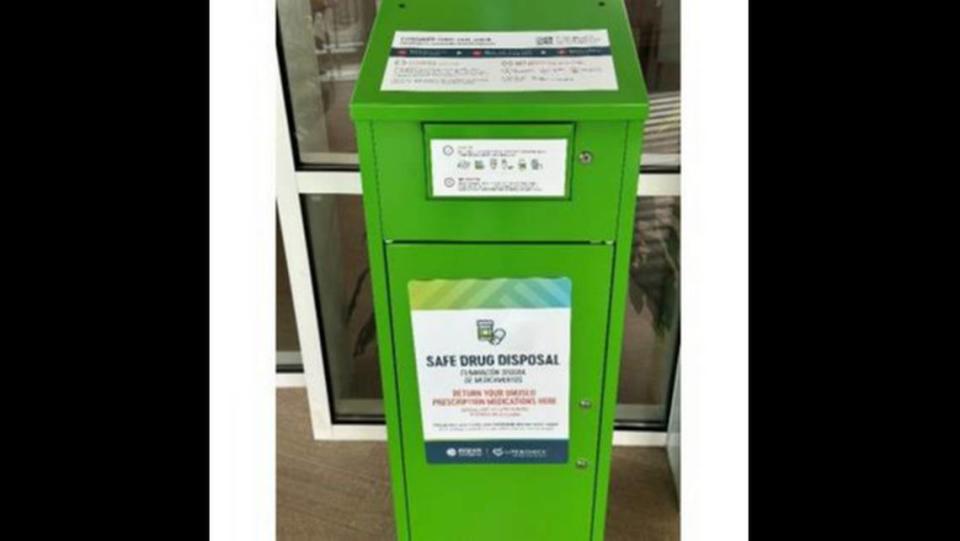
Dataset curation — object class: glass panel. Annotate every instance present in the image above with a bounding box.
[277,215,303,370]
[277,0,377,165]
[625,0,680,164]
[278,0,680,168]
[301,194,383,420]
[616,196,680,427]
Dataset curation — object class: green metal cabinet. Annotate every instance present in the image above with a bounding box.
[350,1,647,539]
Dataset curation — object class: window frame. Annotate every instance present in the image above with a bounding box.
[276,1,680,174]
[275,3,680,441]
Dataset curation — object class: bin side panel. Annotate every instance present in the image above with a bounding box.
[591,119,645,541]
[356,121,412,541]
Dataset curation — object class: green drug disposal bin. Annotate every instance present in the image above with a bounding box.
[350,1,648,538]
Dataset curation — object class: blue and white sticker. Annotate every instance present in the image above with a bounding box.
[426,440,568,464]
[381,30,618,92]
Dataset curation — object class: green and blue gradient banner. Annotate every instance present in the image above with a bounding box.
[409,277,572,310]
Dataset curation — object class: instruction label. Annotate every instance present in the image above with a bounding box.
[430,139,567,198]
[382,30,618,92]
[408,278,571,464]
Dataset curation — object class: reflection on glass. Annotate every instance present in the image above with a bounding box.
[278,0,377,164]
[616,196,680,426]
[625,0,680,162]
[278,0,680,166]
[277,216,303,369]
[301,194,383,420]
[626,0,680,93]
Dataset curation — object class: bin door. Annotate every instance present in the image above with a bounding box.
[386,243,613,540]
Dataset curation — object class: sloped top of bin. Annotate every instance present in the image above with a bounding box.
[350,0,649,122]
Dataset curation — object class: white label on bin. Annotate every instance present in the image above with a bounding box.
[409,278,571,464]
[430,139,567,198]
[381,30,618,92]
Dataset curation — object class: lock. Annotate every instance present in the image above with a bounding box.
[578,150,593,164]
